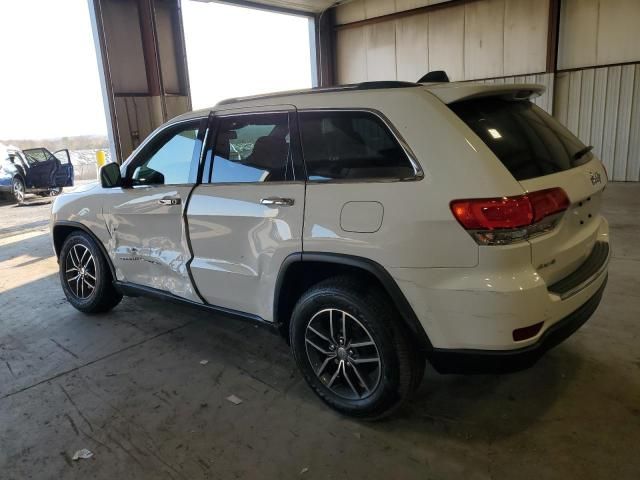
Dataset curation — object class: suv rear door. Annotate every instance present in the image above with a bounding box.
[186,106,305,321]
[450,97,608,286]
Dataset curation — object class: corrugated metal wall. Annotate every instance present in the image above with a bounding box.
[554,64,640,181]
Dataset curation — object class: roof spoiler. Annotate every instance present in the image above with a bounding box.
[427,83,546,104]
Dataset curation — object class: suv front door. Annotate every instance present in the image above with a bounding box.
[186,107,305,321]
[105,118,206,302]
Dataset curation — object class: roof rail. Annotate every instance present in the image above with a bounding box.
[216,81,420,106]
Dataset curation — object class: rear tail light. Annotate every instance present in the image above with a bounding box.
[450,188,569,245]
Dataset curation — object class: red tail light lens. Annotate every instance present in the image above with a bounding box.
[450,196,533,230]
[529,188,570,223]
[450,188,570,245]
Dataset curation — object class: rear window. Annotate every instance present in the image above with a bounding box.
[450,98,589,181]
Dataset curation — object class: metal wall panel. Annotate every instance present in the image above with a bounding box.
[395,13,429,82]
[558,0,640,70]
[102,1,148,93]
[365,22,397,80]
[427,4,465,81]
[335,0,548,82]
[628,65,640,181]
[504,0,548,76]
[464,0,504,79]
[364,0,396,19]
[554,64,640,181]
[336,27,368,84]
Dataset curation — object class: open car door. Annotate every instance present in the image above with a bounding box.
[53,149,74,187]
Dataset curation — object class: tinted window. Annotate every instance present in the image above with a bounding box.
[205,113,291,183]
[299,111,414,181]
[450,98,589,181]
[131,124,199,185]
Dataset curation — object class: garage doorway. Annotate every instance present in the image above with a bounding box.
[182,1,315,109]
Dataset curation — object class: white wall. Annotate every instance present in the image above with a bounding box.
[335,0,549,83]
[333,0,640,181]
[558,0,640,70]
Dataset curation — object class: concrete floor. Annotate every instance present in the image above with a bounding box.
[0,184,639,480]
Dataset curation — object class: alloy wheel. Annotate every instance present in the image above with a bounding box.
[65,244,96,299]
[304,308,382,400]
[13,180,24,203]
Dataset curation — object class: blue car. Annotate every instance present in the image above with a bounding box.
[0,145,74,204]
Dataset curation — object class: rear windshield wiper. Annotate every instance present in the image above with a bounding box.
[573,145,594,161]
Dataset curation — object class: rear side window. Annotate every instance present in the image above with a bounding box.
[298,111,415,181]
[450,98,589,181]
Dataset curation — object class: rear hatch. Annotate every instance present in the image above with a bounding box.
[449,96,607,286]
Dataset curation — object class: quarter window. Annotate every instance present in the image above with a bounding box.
[205,113,291,183]
[298,111,415,181]
[130,123,200,186]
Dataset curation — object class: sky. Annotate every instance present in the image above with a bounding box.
[0,0,106,139]
[0,0,313,140]
[182,1,313,109]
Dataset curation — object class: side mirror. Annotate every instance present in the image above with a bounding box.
[100,163,122,188]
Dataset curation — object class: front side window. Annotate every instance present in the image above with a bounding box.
[299,111,415,181]
[130,123,200,186]
[204,113,291,184]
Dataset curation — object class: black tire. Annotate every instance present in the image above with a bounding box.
[12,177,25,205]
[59,231,122,313]
[290,275,424,419]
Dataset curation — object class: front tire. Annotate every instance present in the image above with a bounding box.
[59,231,122,313]
[12,177,25,204]
[290,276,424,419]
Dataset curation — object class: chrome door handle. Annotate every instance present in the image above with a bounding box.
[158,197,181,205]
[260,197,294,206]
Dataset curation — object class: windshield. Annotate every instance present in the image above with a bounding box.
[450,98,590,181]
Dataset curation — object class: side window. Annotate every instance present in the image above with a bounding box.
[205,113,291,183]
[130,123,200,186]
[23,148,54,165]
[299,111,415,181]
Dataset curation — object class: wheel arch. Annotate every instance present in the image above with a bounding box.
[52,221,117,280]
[274,252,433,353]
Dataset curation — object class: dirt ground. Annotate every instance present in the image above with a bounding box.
[0,184,639,479]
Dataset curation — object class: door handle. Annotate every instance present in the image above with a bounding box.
[260,197,294,206]
[158,197,181,205]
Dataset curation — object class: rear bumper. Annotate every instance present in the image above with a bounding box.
[428,277,607,374]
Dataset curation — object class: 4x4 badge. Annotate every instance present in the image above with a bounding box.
[590,171,602,185]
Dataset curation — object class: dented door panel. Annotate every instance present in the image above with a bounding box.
[106,185,200,302]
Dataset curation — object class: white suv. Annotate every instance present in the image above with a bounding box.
[51,80,609,418]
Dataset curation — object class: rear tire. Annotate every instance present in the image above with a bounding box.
[290,276,424,419]
[59,231,122,313]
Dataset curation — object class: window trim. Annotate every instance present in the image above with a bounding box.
[199,110,302,185]
[122,117,207,188]
[297,108,424,184]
